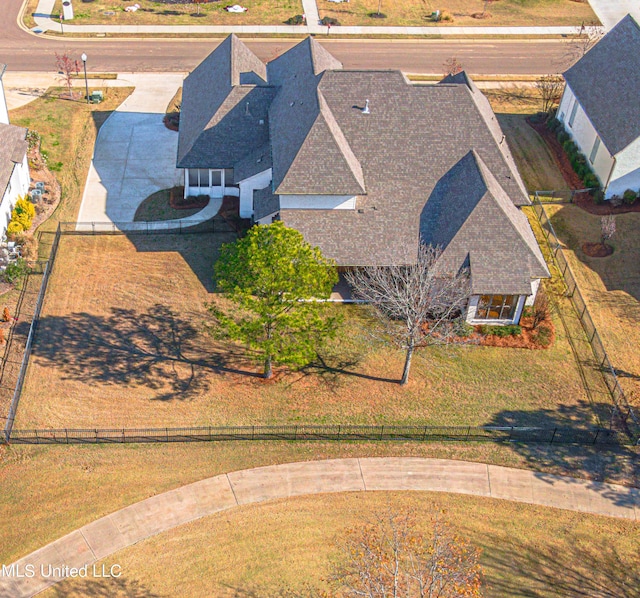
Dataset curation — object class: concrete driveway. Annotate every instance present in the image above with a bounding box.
[588,0,640,30]
[77,73,198,225]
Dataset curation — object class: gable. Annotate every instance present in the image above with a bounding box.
[564,15,640,155]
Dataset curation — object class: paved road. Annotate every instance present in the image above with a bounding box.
[1,457,638,597]
[2,0,567,74]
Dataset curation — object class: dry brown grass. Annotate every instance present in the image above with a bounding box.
[2,440,638,567]
[318,0,597,27]
[14,231,595,430]
[44,491,640,597]
[546,205,640,409]
[27,0,303,27]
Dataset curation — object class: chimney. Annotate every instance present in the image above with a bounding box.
[362,99,370,115]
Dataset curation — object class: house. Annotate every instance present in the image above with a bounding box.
[557,14,640,199]
[178,36,549,325]
[0,65,30,238]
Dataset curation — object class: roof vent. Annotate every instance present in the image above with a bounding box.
[245,102,250,116]
[362,99,370,115]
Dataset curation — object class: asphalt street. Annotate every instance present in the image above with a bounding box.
[1,0,568,74]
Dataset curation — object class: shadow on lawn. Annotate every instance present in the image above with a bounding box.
[26,304,261,402]
[486,404,640,492]
[49,577,164,598]
[485,534,640,598]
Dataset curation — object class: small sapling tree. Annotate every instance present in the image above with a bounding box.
[601,214,616,246]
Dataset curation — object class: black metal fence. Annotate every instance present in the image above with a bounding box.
[532,193,639,438]
[59,218,237,235]
[6,425,631,445]
[2,226,61,441]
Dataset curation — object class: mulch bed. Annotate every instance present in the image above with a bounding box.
[169,193,209,210]
[527,117,640,215]
[582,242,613,258]
[477,315,555,350]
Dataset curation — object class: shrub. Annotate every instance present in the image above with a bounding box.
[481,324,522,337]
[285,14,304,24]
[3,259,30,284]
[452,317,474,338]
[11,211,31,232]
[6,221,24,237]
[2,307,10,322]
[18,235,38,261]
[14,197,36,220]
[556,130,569,144]
[562,139,577,155]
[533,325,552,347]
[592,189,605,204]
[622,189,638,205]
[320,16,340,25]
[583,173,600,189]
[440,9,453,21]
[547,117,561,132]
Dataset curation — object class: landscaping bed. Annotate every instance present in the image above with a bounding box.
[134,187,205,221]
[14,233,594,430]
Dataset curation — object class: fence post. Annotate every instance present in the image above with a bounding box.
[379,425,384,440]
[550,428,557,444]
[593,428,600,445]
[65,428,69,444]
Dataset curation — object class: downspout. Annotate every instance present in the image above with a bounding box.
[603,155,617,197]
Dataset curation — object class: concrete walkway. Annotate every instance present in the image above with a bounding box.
[76,72,221,228]
[1,458,638,597]
[31,0,593,36]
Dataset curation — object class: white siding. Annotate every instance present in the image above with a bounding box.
[558,85,614,189]
[0,155,30,238]
[607,136,640,198]
[0,76,8,125]
[279,195,356,210]
[238,168,271,218]
[524,278,541,307]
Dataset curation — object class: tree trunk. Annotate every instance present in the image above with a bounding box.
[377,0,382,14]
[400,344,414,386]
[264,355,273,379]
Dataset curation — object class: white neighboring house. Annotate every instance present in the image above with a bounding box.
[0,65,30,237]
[557,14,640,199]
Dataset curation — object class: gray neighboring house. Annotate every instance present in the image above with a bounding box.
[178,35,549,325]
[557,14,640,199]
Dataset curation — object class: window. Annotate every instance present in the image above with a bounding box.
[188,169,210,188]
[476,295,518,320]
[589,136,600,164]
[224,168,234,185]
[568,101,578,128]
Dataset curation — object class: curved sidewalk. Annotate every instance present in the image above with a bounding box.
[2,458,638,597]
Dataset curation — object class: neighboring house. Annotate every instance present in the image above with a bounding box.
[557,14,640,199]
[0,65,30,238]
[178,35,549,325]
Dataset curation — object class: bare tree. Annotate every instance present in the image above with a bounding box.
[442,57,463,76]
[331,509,483,598]
[481,0,494,16]
[601,214,616,246]
[531,285,550,330]
[535,74,564,114]
[559,21,604,69]
[192,0,206,15]
[54,52,79,99]
[346,244,471,385]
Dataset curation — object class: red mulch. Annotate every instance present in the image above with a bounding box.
[476,316,555,350]
[582,242,613,257]
[527,117,640,215]
[163,114,179,132]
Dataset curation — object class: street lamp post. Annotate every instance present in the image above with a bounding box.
[81,53,89,104]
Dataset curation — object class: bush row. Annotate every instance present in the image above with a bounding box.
[547,118,600,189]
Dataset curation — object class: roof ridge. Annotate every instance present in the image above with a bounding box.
[317,88,366,193]
[470,150,548,276]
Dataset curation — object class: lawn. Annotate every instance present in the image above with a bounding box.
[43,491,640,597]
[14,231,595,430]
[318,0,597,27]
[9,87,135,243]
[2,440,638,567]
[25,0,303,27]
[546,205,640,409]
